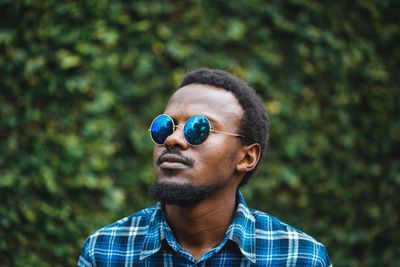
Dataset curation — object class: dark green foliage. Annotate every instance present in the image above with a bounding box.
[1,1,399,266]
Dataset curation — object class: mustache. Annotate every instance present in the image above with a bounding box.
[156,147,195,167]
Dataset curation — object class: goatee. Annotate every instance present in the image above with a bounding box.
[149,181,213,206]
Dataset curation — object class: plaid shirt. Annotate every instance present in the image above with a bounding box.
[78,192,331,266]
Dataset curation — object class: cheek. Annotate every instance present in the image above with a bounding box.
[206,139,239,161]
[197,144,238,174]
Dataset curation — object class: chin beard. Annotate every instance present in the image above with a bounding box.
[148,181,213,206]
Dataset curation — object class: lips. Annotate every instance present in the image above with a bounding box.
[157,153,193,170]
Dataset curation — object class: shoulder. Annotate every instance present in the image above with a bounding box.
[250,208,331,266]
[78,206,156,265]
[89,206,155,239]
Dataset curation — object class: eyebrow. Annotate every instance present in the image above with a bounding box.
[168,113,238,128]
[168,113,219,123]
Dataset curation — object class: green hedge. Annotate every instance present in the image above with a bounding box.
[1,1,399,266]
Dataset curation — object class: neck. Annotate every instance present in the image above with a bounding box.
[164,189,238,260]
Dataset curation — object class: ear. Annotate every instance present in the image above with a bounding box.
[236,143,261,174]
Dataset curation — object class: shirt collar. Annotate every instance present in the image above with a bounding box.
[139,203,166,260]
[140,191,256,263]
[226,191,256,263]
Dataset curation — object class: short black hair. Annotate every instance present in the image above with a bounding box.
[180,68,269,186]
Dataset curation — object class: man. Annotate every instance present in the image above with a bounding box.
[78,68,331,266]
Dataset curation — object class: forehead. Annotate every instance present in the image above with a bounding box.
[164,84,244,126]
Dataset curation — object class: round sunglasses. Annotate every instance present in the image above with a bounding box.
[149,114,245,146]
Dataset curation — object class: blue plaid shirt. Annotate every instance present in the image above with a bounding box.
[78,192,331,266]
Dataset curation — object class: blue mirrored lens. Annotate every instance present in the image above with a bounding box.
[184,115,210,145]
[150,114,174,144]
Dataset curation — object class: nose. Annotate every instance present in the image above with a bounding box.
[164,125,189,150]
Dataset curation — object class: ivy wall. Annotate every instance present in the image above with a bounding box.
[1,1,399,266]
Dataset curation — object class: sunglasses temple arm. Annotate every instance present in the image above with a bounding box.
[211,129,245,138]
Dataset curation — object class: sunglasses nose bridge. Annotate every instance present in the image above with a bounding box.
[164,124,189,149]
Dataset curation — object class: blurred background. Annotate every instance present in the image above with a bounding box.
[1,1,399,266]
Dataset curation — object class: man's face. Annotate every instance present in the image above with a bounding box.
[150,84,245,205]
